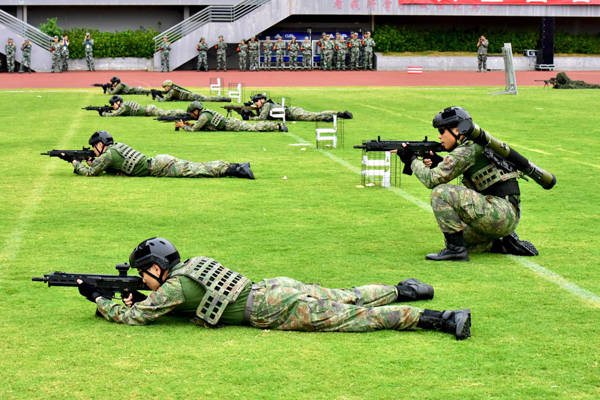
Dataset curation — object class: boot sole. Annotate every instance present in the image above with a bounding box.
[454,309,471,340]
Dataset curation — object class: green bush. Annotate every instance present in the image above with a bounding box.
[65,28,159,59]
[38,17,63,38]
[373,25,600,54]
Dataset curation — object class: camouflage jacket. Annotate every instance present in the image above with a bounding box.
[182,109,227,131]
[157,86,192,102]
[96,259,251,326]
[301,41,312,54]
[5,43,16,57]
[108,82,133,95]
[215,40,227,53]
[21,43,32,55]
[73,143,149,176]
[250,100,283,121]
[273,41,286,53]
[362,37,376,50]
[83,38,94,51]
[248,41,259,53]
[196,42,208,53]
[159,42,171,53]
[288,41,300,53]
[101,101,145,117]
[237,43,248,54]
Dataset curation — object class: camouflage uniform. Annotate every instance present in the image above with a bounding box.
[551,72,600,89]
[333,33,341,70]
[19,41,32,72]
[301,38,312,70]
[237,42,248,71]
[248,38,260,71]
[60,37,69,72]
[287,37,300,70]
[321,37,335,71]
[335,37,348,70]
[262,37,272,69]
[349,34,362,70]
[158,84,230,102]
[73,142,229,178]
[183,109,281,132]
[252,100,336,122]
[96,257,423,332]
[5,40,16,72]
[101,101,186,117]
[50,38,61,73]
[362,33,376,70]
[215,38,227,71]
[108,83,151,96]
[196,40,209,71]
[160,40,171,72]
[410,137,520,252]
[83,35,95,71]
[477,38,489,72]
[273,37,286,70]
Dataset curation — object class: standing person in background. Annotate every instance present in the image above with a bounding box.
[301,36,312,70]
[248,36,259,71]
[50,36,61,73]
[362,31,376,70]
[60,34,69,72]
[5,38,16,72]
[349,32,361,70]
[83,32,95,71]
[196,37,208,72]
[477,35,489,72]
[237,39,248,71]
[335,35,348,71]
[273,35,286,71]
[19,39,32,73]
[261,36,272,70]
[160,36,171,72]
[215,35,227,72]
[287,35,300,71]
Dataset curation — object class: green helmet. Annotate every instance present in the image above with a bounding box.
[187,101,204,113]
[162,79,174,88]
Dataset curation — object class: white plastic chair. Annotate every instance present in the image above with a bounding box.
[209,77,222,96]
[315,114,338,149]
[269,97,286,123]
[361,151,391,187]
[227,83,242,103]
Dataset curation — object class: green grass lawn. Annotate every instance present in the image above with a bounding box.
[1,85,599,399]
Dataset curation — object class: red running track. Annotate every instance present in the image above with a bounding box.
[0,69,599,89]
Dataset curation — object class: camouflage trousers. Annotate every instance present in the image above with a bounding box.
[336,51,347,70]
[85,50,95,71]
[249,52,259,70]
[216,51,226,71]
[323,50,334,70]
[239,53,247,71]
[263,52,272,69]
[431,184,519,252]
[161,52,170,72]
[302,52,312,70]
[6,56,15,72]
[20,55,31,72]
[127,87,151,95]
[248,277,423,332]
[287,106,335,121]
[289,52,298,70]
[145,105,187,117]
[478,54,487,71]
[363,49,374,70]
[275,52,284,69]
[51,54,61,73]
[225,119,280,132]
[350,50,361,70]
[197,53,208,71]
[61,52,69,71]
[149,155,228,178]
[182,92,229,102]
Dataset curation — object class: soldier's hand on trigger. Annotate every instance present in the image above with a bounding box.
[175,120,185,128]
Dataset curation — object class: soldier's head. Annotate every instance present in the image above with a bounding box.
[304,36,309,41]
[8,38,13,44]
[433,106,472,150]
[85,32,90,38]
[53,36,58,41]
[251,93,267,107]
[365,31,371,37]
[251,36,256,41]
[556,72,570,85]
[290,35,296,42]
[163,36,168,42]
[275,35,282,41]
[63,35,68,40]
[265,36,271,41]
[162,79,174,91]
[109,95,123,109]
[335,32,340,38]
[110,76,121,87]
[200,37,206,42]
[88,130,114,155]
[241,39,246,44]
[187,101,204,118]
[129,237,180,289]
[219,35,224,40]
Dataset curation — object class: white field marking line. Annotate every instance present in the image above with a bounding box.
[564,158,600,170]
[509,143,552,155]
[282,129,600,307]
[363,104,431,125]
[555,147,582,156]
[0,92,92,268]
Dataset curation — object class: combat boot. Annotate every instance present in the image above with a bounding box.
[336,110,353,119]
[278,123,288,132]
[225,162,255,180]
[417,309,471,340]
[490,232,538,256]
[396,278,434,302]
[426,232,469,261]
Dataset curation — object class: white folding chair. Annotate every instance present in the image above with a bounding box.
[227,82,242,103]
[315,115,338,149]
[209,77,222,96]
[269,97,286,123]
[361,151,391,187]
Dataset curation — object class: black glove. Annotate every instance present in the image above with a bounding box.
[77,281,104,303]
[398,146,417,165]
[97,109,104,116]
[124,290,148,304]
[428,152,444,168]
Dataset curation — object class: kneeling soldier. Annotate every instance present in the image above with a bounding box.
[101,95,187,117]
[157,80,231,102]
[71,131,255,179]
[76,237,471,340]
[175,101,287,133]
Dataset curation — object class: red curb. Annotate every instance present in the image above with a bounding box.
[0,70,598,89]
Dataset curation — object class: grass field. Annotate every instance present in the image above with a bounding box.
[1,85,599,399]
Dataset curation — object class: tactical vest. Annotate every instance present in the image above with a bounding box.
[124,101,141,115]
[171,257,251,326]
[111,142,146,175]
[462,141,520,197]
[204,110,226,130]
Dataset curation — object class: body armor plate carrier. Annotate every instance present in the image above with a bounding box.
[174,257,251,325]
[124,100,141,115]
[469,148,520,192]
[206,109,225,129]
[112,142,145,175]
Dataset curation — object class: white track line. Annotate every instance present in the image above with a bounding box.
[283,130,600,308]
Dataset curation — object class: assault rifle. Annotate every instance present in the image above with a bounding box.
[156,114,195,131]
[223,102,258,120]
[82,105,112,116]
[32,263,149,300]
[41,147,96,163]
[151,89,165,100]
[92,83,111,93]
[534,78,556,87]
[354,136,445,175]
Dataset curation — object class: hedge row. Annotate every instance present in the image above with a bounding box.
[373,25,600,54]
